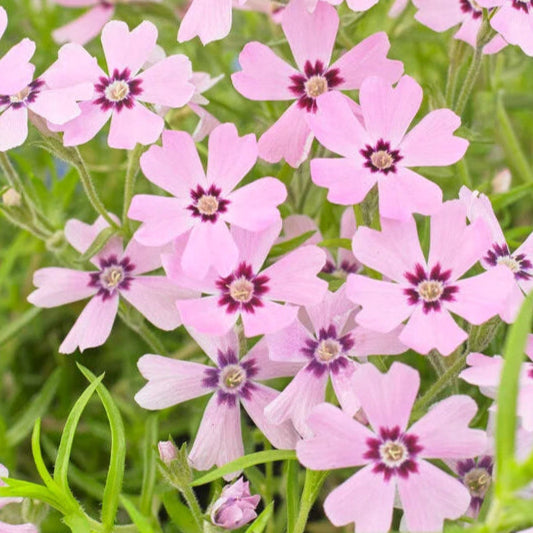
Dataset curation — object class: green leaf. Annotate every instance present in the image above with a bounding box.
[140,415,159,516]
[161,492,200,533]
[32,419,56,489]
[75,226,119,263]
[268,230,316,258]
[7,368,62,446]
[0,478,63,510]
[191,450,296,486]
[490,181,533,211]
[285,460,299,533]
[62,513,92,533]
[77,364,126,532]
[245,502,274,533]
[120,495,160,533]
[317,237,352,250]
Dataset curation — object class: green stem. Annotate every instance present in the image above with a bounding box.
[291,469,329,533]
[140,415,159,516]
[454,44,484,116]
[180,485,204,532]
[122,144,144,234]
[445,40,465,107]
[118,308,167,355]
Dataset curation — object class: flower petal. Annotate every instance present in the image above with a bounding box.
[52,5,114,45]
[178,0,232,45]
[177,296,237,336]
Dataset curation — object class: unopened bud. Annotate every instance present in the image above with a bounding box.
[492,169,511,194]
[210,478,260,530]
[2,188,21,207]
[158,440,177,466]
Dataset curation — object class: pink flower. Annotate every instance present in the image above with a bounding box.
[27,216,192,353]
[158,441,177,465]
[412,0,506,54]
[135,330,300,472]
[163,221,328,337]
[347,200,514,355]
[231,0,403,167]
[188,71,223,141]
[302,0,378,14]
[460,186,531,322]
[389,0,409,16]
[454,456,493,518]
[210,477,260,530]
[0,464,38,533]
[297,362,486,533]
[129,124,287,279]
[308,76,468,220]
[264,287,406,437]
[44,20,194,149]
[477,0,533,56]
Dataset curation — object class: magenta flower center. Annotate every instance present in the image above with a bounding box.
[0,79,44,110]
[361,139,403,175]
[187,185,230,223]
[216,262,269,314]
[404,263,459,313]
[94,68,143,112]
[511,0,533,12]
[457,456,493,511]
[364,426,423,481]
[289,60,343,113]
[460,0,483,18]
[89,255,135,300]
[484,243,532,281]
[322,259,359,277]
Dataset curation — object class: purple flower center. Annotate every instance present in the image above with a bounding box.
[289,60,343,113]
[322,259,359,277]
[460,0,483,18]
[511,0,533,12]
[364,426,423,481]
[404,263,459,313]
[484,242,532,281]
[361,139,403,175]
[0,79,44,110]
[301,324,354,377]
[457,456,493,512]
[89,255,135,300]
[202,349,258,406]
[94,68,143,112]
[186,184,230,223]
[216,262,269,314]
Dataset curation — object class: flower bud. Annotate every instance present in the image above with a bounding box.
[210,478,260,531]
[2,188,21,207]
[492,169,511,194]
[158,441,177,466]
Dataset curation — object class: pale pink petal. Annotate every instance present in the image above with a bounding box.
[447,266,515,325]
[206,123,257,193]
[345,0,378,9]
[241,384,299,449]
[331,32,402,90]
[137,55,194,107]
[108,103,163,149]
[281,0,338,71]
[389,0,409,16]
[331,363,360,416]
[352,216,425,282]
[262,245,327,305]
[101,20,157,75]
[123,240,169,275]
[140,129,205,197]
[189,396,244,471]
[185,327,239,364]
[231,221,282,272]
[53,0,99,5]
[232,42,299,100]
[459,352,503,391]
[135,354,210,409]
[400,306,467,356]
[177,296,237,335]
[191,104,220,142]
[347,275,412,332]
[242,337,303,379]
[0,7,6,39]
[297,403,375,469]
[0,107,28,151]
[178,0,233,45]
[258,102,313,168]
[351,324,407,357]
[280,215,321,244]
[52,5,114,45]
[489,6,533,57]
[266,319,313,364]
[121,276,188,330]
[59,294,119,353]
[241,301,299,337]
[28,268,96,307]
[305,286,354,333]
[360,75,422,147]
[398,460,471,533]
[264,367,328,438]
[378,168,443,219]
[412,0,463,32]
[62,101,111,146]
[0,39,36,95]
[323,465,395,531]
[224,178,286,231]
[0,522,39,532]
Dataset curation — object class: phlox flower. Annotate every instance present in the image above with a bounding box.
[0,464,38,532]
[297,363,487,533]
[301,0,379,14]
[44,20,194,149]
[163,221,328,337]
[390,0,409,16]
[129,123,286,279]
[27,216,192,353]
[412,0,506,54]
[347,200,514,355]
[308,76,468,220]
[460,186,532,322]
[231,0,403,167]
[135,329,300,473]
[264,287,407,438]
[477,0,533,56]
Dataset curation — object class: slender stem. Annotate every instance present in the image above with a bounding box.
[291,469,329,533]
[445,40,464,107]
[140,415,159,516]
[180,485,204,532]
[122,144,144,234]
[0,151,23,190]
[118,308,167,355]
[454,44,484,116]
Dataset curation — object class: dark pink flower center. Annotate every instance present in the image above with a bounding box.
[301,324,354,377]
[202,349,258,406]
[361,139,403,175]
[484,242,532,281]
[216,262,269,314]
[404,263,459,313]
[289,60,343,113]
[512,0,533,12]
[364,426,423,481]
[457,456,493,513]
[460,0,483,18]
[89,255,135,300]
[186,184,230,223]
[0,79,44,110]
[322,259,359,277]
[94,68,143,112]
